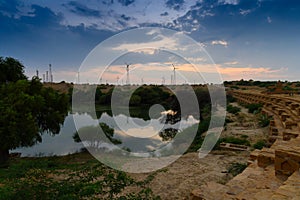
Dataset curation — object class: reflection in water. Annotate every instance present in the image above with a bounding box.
[97,111,198,153]
[11,108,199,157]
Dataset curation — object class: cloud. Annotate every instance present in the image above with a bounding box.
[218,0,239,5]
[165,0,185,11]
[224,61,238,65]
[118,0,135,6]
[239,9,252,16]
[218,66,288,80]
[211,40,228,47]
[111,34,180,52]
[267,16,272,23]
[120,14,131,21]
[64,1,101,17]
[160,12,169,16]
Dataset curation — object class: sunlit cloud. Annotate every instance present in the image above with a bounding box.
[224,61,239,65]
[111,34,180,52]
[218,66,288,80]
[211,40,228,47]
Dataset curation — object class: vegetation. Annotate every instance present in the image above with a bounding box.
[0,57,27,84]
[253,140,267,150]
[245,103,263,114]
[0,57,69,164]
[227,162,247,177]
[227,105,241,115]
[258,114,271,127]
[214,136,251,149]
[226,93,236,103]
[0,153,160,200]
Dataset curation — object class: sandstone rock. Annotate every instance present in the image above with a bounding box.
[275,146,300,176]
[257,148,275,168]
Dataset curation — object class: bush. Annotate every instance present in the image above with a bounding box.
[227,162,247,176]
[258,114,271,127]
[253,140,267,150]
[226,94,236,103]
[246,103,262,113]
[227,105,241,115]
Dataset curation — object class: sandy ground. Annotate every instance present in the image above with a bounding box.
[127,152,249,199]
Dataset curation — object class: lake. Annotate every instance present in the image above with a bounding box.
[11,107,199,157]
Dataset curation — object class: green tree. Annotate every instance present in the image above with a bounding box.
[0,57,69,164]
[0,57,27,84]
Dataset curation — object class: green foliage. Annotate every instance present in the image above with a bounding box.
[240,134,249,139]
[0,155,160,200]
[253,140,267,150]
[227,105,241,114]
[133,86,170,106]
[246,103,263,113]
[227,162,247,176]
[129,95,142,106]
[226,94,236,103]
[0,57,27,83]
[283,85,294,91]
[258,114,271,127]
[0,57,69,164]
[230,85,240,89]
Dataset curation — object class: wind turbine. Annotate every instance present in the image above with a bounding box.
[116,76,119,85]
[125,63,131,85]
[172,64,178,85]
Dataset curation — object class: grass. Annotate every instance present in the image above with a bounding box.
[0,152,161,200]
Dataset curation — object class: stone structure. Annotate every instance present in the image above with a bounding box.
[191,90,300,199]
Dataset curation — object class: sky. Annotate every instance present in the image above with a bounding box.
[1,0,300,84]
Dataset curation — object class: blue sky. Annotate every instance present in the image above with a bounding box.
[1,0,300,83]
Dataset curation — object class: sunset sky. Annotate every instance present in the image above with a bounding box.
[1,0,300,84]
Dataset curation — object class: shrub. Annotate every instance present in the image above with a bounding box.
[227,162,247,176]
[246,103,263,113]
[226,94,236,103]
[258,114,271,127]
[227,105,241,115]
[253,140,267,150]
[240,134,248,139]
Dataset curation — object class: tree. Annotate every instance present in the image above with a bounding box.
[0,57,27,84]
[0,57,69,164]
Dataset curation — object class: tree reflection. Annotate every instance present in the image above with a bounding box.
[159,128,179,141]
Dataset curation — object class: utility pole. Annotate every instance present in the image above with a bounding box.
[46,71,49,82]
[49,64,53,83]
